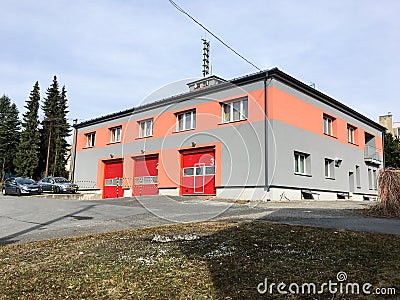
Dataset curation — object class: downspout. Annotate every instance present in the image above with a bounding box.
[70,119,78,182]
[264,71,269,190]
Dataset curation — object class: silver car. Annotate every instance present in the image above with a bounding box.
[38,177,79,194]
[2,177,42,196]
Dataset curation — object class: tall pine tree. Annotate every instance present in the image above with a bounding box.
[53,85,70,177]
[0,95,20,180]
[39,76,71,177]
[14,82,41,179]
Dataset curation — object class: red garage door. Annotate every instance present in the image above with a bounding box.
[103,159,123,199]
[133,155,159,196]
[181,148,216,195]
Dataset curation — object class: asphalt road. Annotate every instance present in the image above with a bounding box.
[1,195,400,245]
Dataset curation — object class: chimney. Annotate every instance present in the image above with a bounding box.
[187,75,226,92]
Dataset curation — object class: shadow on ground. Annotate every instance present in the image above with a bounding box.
[0,205,97,245]
[178,219,400,299]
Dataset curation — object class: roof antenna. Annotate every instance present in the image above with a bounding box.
[202,38,210,77]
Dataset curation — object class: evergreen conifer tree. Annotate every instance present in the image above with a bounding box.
[39,76,60,177]
[384,131,400,168]
[0,95,20,180]
[53,85,70,177]
[39,76,71,177]
[14,82,41,179]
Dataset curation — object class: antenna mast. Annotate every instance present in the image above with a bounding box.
[202,38,210,77]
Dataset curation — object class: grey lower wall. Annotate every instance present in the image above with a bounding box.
[268,119,381,196]
[73,119,267,189]
[74,117,381,198]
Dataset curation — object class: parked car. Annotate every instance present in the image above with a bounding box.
[38,177,79,194]
[2,177,42,196]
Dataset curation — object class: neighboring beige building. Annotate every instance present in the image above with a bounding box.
[394,122,400,137]
[379,113,399,137]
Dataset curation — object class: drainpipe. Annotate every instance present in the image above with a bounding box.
[264,71,269,189]
[70,119,78,182]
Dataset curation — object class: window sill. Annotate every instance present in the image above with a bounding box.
[348,142,359,146]
[173,128,196,134]
[323,133,337,139]
[82,146,95,149]
[218,119,247,126]
[325,177,335,180]
[107,141,121,145]
[294,172,312,177]
[135,135,154,140]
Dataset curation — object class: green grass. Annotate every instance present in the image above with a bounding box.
[0,221,399,299]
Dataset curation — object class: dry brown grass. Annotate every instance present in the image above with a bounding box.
[0,221,399,299]
[370,169,400,217]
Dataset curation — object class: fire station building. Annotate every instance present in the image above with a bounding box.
[71,68,385,200]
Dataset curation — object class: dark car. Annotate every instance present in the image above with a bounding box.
[38,177,79,194]
[2,177,42,196]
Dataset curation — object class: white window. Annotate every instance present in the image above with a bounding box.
[323,115,334,136]
[139,119,153,138]
[177,110,196,132]
[182,166,215,176]
[205,166,215,175]
[183,168,194,176]
[110,126,122,143]
[85,132,95,147]
[373,169,377,190]
[324,158,334,179]
[222,98,248,123]
[356,165,361,188]
[368,168,373,190]
[347,125,356,144]
[294,152,308,175]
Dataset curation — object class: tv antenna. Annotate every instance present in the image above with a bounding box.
[202,38,210,77]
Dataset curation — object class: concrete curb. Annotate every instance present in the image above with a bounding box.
[33,193,102,200]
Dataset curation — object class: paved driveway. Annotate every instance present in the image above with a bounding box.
[1,195,399,245]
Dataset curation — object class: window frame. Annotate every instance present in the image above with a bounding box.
[85,132,96,148]
[176,110,196,132]
[368,168,373,190]
[182,165,215,177]
[373,169,377,190]
[324,158,335,179]
[294,152,309,175]
[221,97,248,123]
[109,126,122,144]
[323,114,335,136]
[139,119,153,138]
[347,125,357,144]
[355,165,361,188]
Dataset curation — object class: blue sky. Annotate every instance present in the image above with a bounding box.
[1,0,399,124]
